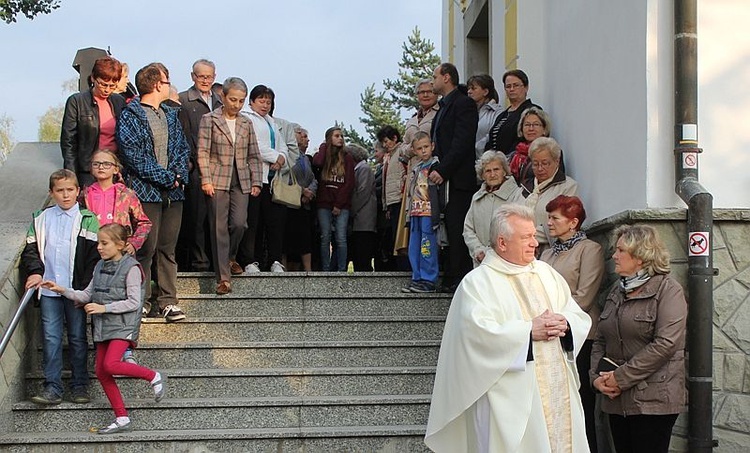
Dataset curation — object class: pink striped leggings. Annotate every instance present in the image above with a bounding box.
[95,339,156,417]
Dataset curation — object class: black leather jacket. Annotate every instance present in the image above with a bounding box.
[61,90,126,174]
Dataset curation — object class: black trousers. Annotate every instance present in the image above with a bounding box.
[350,231,377,272]
[239,184,287,269]
[608,413,678,453]
[442,186,473,286]
[577,339,598,453]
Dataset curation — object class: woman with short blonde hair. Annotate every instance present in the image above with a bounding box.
[591,224,687,453]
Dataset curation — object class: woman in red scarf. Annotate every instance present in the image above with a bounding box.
[509,107,551,184]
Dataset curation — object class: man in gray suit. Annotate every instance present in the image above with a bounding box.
[178,59,223,272]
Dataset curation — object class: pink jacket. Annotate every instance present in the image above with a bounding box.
[81,182,152,250]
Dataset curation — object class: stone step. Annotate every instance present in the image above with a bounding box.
[175,272,417,296]
[25,367,436,400]
[0,425,430,452]
[137,316,445,343]
[12,395,431,433]
[46,340,442,369]
[175,293,451,318]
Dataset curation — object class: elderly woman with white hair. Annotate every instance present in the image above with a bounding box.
[521,137,578,250]
[463,151,524,266]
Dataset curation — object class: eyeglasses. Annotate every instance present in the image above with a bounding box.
[417,90,434,96]
[94,79,118,90]
[160,80,171,86]
[531,160,554,169]
[504,83,524,90]
[192,73,215,81]
[91,161,116,169]
[523,122,544,129]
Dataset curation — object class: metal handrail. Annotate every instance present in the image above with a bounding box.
[0,288,34,359]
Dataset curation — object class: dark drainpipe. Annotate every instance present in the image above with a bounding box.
[673,1,716,451]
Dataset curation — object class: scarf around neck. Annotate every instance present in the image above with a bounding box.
[551,231,586,255]
[509,141,531,181]
[619,269,651,294]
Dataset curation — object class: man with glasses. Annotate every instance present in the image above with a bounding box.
[61,56,126,187]
[177,59,222,272]
[117,63,190,323]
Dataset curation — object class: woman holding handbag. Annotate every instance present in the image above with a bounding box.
[198,77,263,295]
[238,85,289,273]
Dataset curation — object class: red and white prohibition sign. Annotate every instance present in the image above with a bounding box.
[688,232,709,257]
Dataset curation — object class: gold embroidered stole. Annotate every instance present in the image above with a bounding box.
[508,271,572,453]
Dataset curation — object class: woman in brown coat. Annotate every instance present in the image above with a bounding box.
[540,195,604,452]
[591,224,687,453]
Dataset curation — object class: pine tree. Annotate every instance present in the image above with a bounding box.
[358,84,404,144]
[382,27,441,114]
[335,121,371,150]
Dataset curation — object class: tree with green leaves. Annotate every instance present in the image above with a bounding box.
[38,105,63,142]
[37,78,75,142]
[335,121,371,150]
[382,26,441,114]
[1,0,60,23]
[0,113,15,164]
[358,84,404,146]
[344,27,440,149]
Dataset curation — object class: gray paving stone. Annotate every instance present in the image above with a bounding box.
[12,396,430,432]
[25,367,436,399]
[0,426,429,453]
[137,317,445,343]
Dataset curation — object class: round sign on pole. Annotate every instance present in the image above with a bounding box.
[688,232,709,256]
[683,152,698,169]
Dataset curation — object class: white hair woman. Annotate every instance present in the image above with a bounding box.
[521,137,578,249]
[463,151,524,266]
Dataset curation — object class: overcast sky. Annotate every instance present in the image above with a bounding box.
[0,0,442,144]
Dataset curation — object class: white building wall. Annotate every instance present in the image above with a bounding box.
[443,0,750,223]
[698,0,750,208]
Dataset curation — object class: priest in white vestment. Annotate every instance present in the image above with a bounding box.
[425,204,591,453]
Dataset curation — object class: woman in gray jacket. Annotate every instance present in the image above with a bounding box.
[348,144,377,271]
[591,224,687,453]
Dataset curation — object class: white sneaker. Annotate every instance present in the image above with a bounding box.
[244,262,261,274]
[271,261,286,273]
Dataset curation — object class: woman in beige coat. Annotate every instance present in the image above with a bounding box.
[540,195,604,452]
[463,151,523,267]
[521,137,579,250]
[591,224,687,453]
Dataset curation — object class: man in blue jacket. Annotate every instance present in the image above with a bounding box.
[117,62,189,322]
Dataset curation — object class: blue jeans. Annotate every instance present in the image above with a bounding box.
[40,295,89,396]
[317,208,349,271]
[408,216,439,284]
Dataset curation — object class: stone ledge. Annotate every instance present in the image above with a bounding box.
[587,208,750,235]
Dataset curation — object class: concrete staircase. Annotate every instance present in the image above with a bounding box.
[0,272,449,452]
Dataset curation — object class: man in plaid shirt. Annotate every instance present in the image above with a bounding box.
[117,62,190,323]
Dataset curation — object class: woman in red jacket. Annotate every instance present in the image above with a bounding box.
[312,127,355,271]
